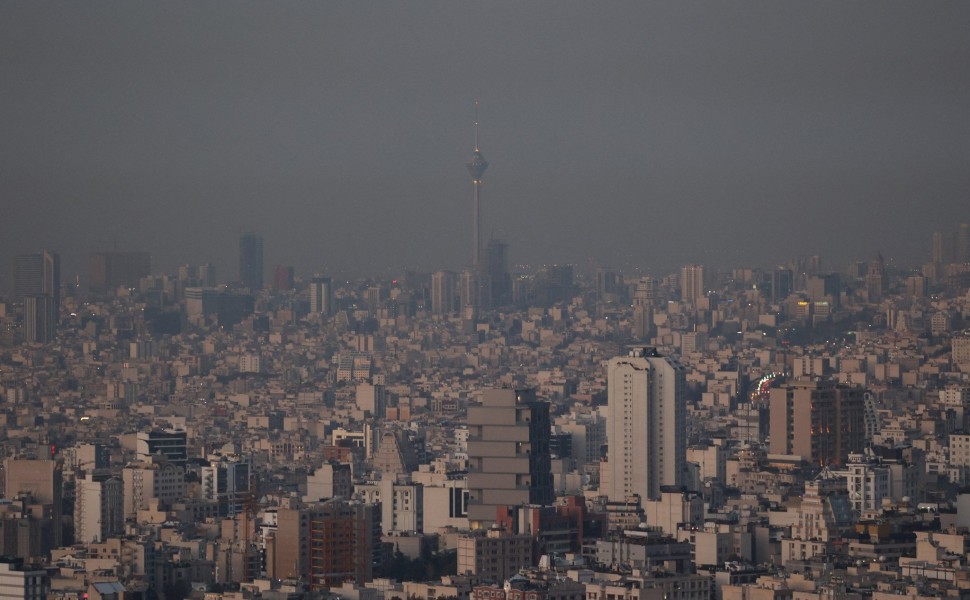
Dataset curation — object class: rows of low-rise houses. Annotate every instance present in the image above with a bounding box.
[0,258,968,600]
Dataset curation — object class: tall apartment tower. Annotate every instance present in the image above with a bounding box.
[239,232,264,290]
[14,250,60,318]
[460,268,482,313]
[768,379,866,466]
[74,473,124,544]
[632,277,656,340]
[466,388,553,527]
[932,231,947,264]
[865,254,886,302]
[485,239,511,307]
[309,276,333,316]
[23,295,55,344]
[606,347,687,502]
[680,264,705,305]
[431,270,457,316]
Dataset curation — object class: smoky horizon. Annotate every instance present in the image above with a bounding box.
[2,1,969,287]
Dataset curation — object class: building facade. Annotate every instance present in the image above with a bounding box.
[467,389,553,527]
[238,231,264,290]
[768,380,866,466]
[606,347,687,502]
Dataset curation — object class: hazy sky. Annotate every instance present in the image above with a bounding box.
[2,2,969,285]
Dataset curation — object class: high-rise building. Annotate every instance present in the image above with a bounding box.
[460,268,482,312]
[0,559,49,600]
[88,251,151,294]
[485,239,511,307]
[932,231,947,264]
[268,499,380,589]
[201,456,251,517]
[680,264,705,305]
[865,254,885,302]
[431,270,457,316]
[74,472,124,544]
[14,250,60,318]
[959,223,970,263]
[309,276,333,316]
[535,265,574,307]
[632,277,656,340]
[768,379,866,466]
[466,388,553,527]
[3,459,63,548]
[768,268,793,302]
[806,273,841,307]
[596,268,620,302]
[466,108,488,270]
[239,232,264,289]
[606,347,687,502]
[23,295,54,344]
[272,264,294,291]
[122,457,185,518]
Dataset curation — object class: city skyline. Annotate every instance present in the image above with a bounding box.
[4,3,970,596]
[2,2,969,285]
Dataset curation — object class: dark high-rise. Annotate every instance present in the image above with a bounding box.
[23,295,54,344]
[239,232,264,290]
[14,250,60,319]
[485,239,511,307]
[88,251,150,294]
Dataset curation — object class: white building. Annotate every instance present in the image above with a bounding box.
[431,270,457,316]
[308,276,333,315]
[355,477,423,534]
[606,347,686,501]
[835,452,890,515]
[75,474,124,544]
[0,560,48,600]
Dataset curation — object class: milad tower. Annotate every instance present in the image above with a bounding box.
[466,107,488,271]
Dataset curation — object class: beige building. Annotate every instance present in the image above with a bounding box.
[606,347,686,502]
[585,573,710,600]
[122,457,185,518]
[3,459,63,547]
[74,473,124,544]
[0,559,48,600]
[953,332,970,366]
[680,264,705,305]
[456,526,533,580]
[768,380,865,466]
[642,488,703,536]
[466,389,552,527]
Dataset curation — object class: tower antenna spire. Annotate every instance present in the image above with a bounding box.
[474,100,480,151]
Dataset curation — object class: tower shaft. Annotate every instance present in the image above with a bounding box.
[472,179,482,269]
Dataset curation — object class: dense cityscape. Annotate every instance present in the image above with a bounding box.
[3,3,970,600]
[2,143,970,600]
